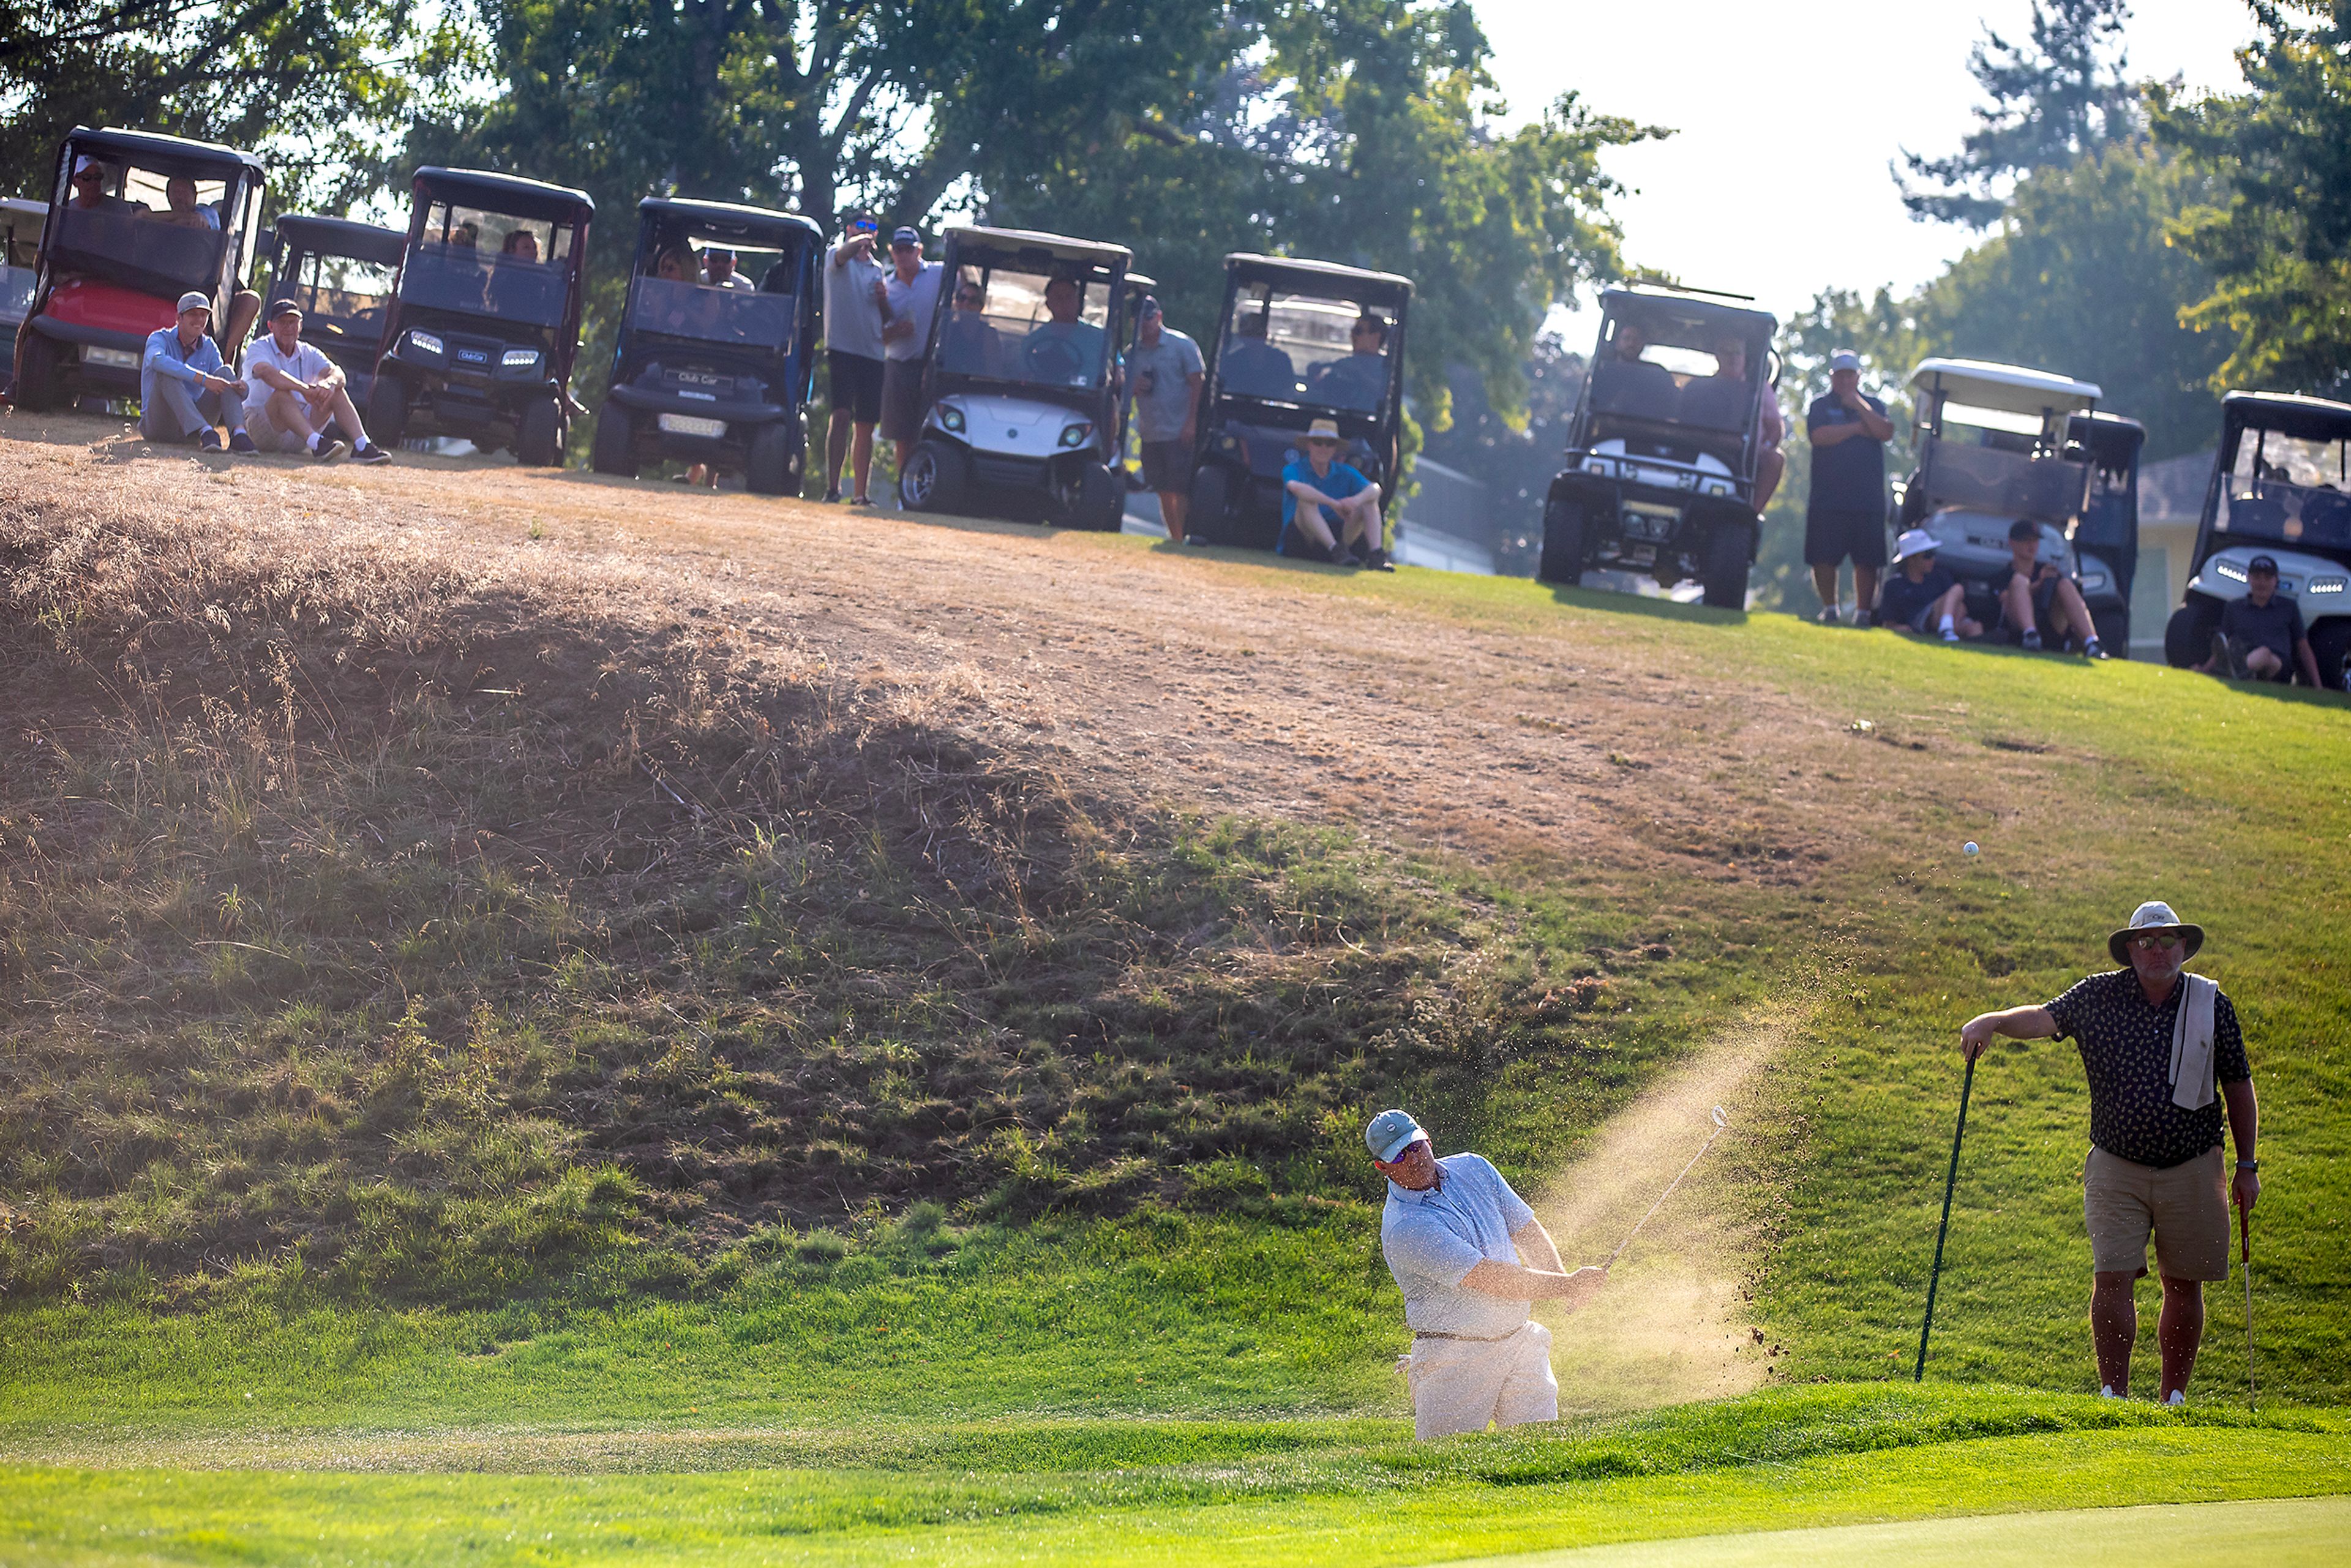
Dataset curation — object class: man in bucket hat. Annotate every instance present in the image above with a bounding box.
[1367,1109,1607,1438]
[1958,902,2259,1403]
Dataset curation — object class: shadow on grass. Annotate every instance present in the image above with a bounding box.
[1545,580,1748,626]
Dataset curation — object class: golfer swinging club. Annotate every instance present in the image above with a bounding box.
[1368,1110,1607,1438]
[1959,901,2260,1403]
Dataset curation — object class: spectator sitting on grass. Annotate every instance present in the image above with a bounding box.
[2197,555,2322,685]
[1876,528,1982,644]
[1280,417,1387,569]
[139,291,251,452]
[1996,519,2107,659]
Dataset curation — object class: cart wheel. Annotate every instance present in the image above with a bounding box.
[366,375,409,448]
[1189,463,1229,545]
[2164,597,2220,669]
[2091,606,2131,658]
[1072,462,1123,531]
[590,403,637,477]
[13,332,63,413]
[2308,619,2351,691]
[1537,491,1586,586]
[745,424,798,496]
[1700,523,1751,609]
[899,440,968,514]
[515,395,564,467]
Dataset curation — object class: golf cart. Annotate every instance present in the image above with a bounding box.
[1537,285,1779,607]
[2,197,46,389]
[1186,253,1412,550]
[12,127,266,412]
[2068,411,2145,653]
[591,197,822,493]
[1894,358,2102,641]
[367,167,593,465]
[898,225,1132,530]
[260,213,406,411]
[2162,391,2351,689]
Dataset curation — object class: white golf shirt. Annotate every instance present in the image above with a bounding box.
[1381,1152,1537,1338]
[242,334,335,419]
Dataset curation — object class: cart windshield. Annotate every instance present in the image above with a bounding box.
[280,246,397,347]
[49,154,241,298]
[402,199,580,327]
[937,257,1113,391]
[1218,287,1392,413]
[2,208,39,320]
[627,273,797,354]
[1586,313,1766,434]
[2217,424,2351,550]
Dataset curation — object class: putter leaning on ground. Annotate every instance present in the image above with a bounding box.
[1958,901,2260,1403]
[1368,1110,1607,1439]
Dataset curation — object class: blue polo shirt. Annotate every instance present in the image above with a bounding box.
[1279,457,1370,546]
[1805,391,1889,518]
[141,325,229,410]
[1381,1152,1537,1337]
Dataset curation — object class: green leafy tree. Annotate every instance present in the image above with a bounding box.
[2153,0,2351,395]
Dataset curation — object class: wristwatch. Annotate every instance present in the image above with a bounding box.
[2235,1159,2260,1171]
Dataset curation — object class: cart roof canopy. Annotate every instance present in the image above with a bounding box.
[637,197,819,247]
[412,167,594,222]
[1225,252,1412,306]
[1910,358,2101,416]
[3,197,47,218]
[274,213,406,267]
[950,225,1130,268]
[1599,284,1777,340]
[2222,389,2351,441]
[63,126,265,181]
[2067,410,2145,466]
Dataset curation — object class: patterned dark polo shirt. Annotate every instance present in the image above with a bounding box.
[2047,969,2249,1169]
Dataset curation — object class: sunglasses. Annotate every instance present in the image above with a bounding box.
[2130,932,2183,951]
[850,219,878,233]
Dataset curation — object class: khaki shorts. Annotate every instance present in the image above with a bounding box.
[1404,1321,1556,1440]
[2083,1145,2230,1281]
[246,397,317,452]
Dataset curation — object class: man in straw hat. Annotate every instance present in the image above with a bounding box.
[1280,418,1387,568]
[1959,902,2259,1403]
[1367,1109,1607,1438]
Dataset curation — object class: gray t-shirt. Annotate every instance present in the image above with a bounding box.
[882,261,943,362]
[1126,327,1205,441]
[823,242,887,359]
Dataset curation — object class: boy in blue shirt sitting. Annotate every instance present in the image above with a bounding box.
[1280,417,1389,569]
[1876,528,1983,643]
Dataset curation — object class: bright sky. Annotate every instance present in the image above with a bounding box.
[1473,1,2260,335]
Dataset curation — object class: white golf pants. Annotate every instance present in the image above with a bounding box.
[1406,1321,1557,1439]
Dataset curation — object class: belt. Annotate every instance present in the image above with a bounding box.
[1411,1327,1523,1343]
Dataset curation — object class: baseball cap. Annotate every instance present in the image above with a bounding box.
[890,225,921,247]
[1891,527,1939,564]
[1136,294,1163,320]
[73,156,102,177]
[265,297,302,320]
[1365,1109,1426,1163]
[175,291,212,316]
[1829,349,1862,372]
[2247,554,2279,573]
[706,245,736,260]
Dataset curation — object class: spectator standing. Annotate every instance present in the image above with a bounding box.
[2200,555,2322,685]
[1805,349,1894,625]
[1123,296,1204,543]
[138,291,250,451]
[879,227,943,483]
[241,298,390,462]
[822,211,888,505]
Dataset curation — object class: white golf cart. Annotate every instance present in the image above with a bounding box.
[1897,359,2102,642]
[1,197,45,392]
[897,226,1133,530]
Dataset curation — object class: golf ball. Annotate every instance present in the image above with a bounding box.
[1963,842,1981,857]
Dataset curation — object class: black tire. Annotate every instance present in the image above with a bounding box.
[1070,462,1122,531]
[898,439,969,514]
[1538,489,1587,586]
[514,394,564,467]
[14,332,64,413]
[1700,522,1752,609]
[590,402,638,478]
[2308,618,2351,692]
[1188,462,1231,545]
[2164,596,2221,669]
[366,374,409,448]
[2091,605,2131,657]
[745,422,798,497]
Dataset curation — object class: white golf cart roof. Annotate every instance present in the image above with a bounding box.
[1,197,43,219]
[1909,358,2101,416]
[947,225,1130,266]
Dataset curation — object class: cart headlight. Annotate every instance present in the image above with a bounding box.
[1583,456,1610,476]
[1702,479,1730,497]
[1058,422,1093,449]
[501,348,540,369]
[2308,576,2347,594]
[406,329,444,357]
[938,402,965,433]
[2214,559,2248,583]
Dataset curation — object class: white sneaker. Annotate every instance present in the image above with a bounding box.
[1816,606,1842,626]
[2098,1384,2120,1399]
[2164,1388,2185,1406]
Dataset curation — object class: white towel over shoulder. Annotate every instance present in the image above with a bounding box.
[2168,973,2218,1111]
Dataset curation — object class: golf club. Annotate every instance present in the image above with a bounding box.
[1914,1052,1976,1382]
[2240,1195,2255,1411]
[1607,1105,1729,1269]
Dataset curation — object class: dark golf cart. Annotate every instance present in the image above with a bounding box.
[1538,286,1780,607]
[2,198,45,389]
[2163,390,2351,689]
[2068,410,2145,653]
[260,213,405,411]
[898,226,1133,530]
[1186,253,1412,550]
[367,167,593,465]
[1895,359,2102,642]
[12,127,266,412]
[591,197,822,494]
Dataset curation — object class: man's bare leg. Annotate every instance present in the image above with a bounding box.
[1160,490,1188,544]
[2002,575,2038,640]
[2091,1271,2137,1394]
[826,409,852,496]
[1855,565,1881,617]
[321,388,373,451]
[1291,498,1338,554]
[852,423,876,502]
[220,291,261,359]
[1812,564,1842,618]
[267,387,323,446]
[2157,1275,2205,1399]
[2051,579,2098,648]
[1755,448,1785,512]
[2243,645,2283,679]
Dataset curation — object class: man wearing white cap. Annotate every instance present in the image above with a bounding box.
[1804,349,1894,625]
[139,292,250,451]
[1367,1109,1607,1438]
[1959,902,2259,1403]
[1875,528,1982,643]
